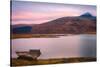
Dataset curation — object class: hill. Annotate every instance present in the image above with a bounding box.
[11,12,96,34]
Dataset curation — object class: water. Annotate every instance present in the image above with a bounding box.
[11,34,96,59]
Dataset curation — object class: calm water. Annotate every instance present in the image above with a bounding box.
[12,34,96,59]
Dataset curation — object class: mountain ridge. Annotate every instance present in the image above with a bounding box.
[11,12,96,34]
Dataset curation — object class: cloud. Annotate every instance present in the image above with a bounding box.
[11,10,80,24]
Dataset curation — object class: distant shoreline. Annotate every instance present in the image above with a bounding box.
[11,57,96,66]
[11,33,96,39]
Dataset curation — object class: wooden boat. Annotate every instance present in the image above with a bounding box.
[16,49,41,60]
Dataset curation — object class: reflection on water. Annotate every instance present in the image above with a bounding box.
[80,35,96,57]
[12,34,96,59]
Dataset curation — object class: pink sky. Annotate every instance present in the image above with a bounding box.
[11,1,96,25]
[12,11,80,24]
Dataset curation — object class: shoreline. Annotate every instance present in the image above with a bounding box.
[11,33,96,39]
[11,57,96,66]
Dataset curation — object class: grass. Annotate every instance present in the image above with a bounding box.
[84,32,96,34]
[11,34,59,39]
[11,57,96,66]
[11,32,96,39]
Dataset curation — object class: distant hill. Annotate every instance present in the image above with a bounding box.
[12,26,32,34]
[80,12,93,17]
[80,12,96,21]
[11,12,96,34]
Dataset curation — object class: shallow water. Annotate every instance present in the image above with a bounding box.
[11,34,96,59]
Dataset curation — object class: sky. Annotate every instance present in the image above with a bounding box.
[11,1,96,25]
